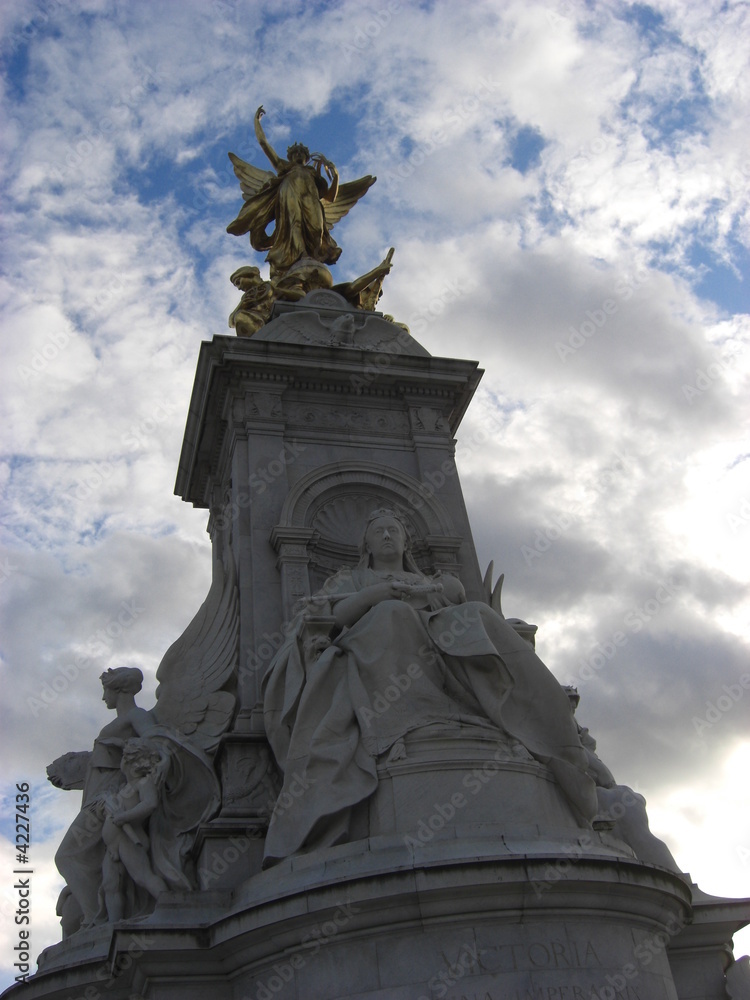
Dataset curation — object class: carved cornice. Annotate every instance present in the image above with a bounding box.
[175,337,482,507]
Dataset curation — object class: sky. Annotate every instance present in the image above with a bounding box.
[1,0,749,988]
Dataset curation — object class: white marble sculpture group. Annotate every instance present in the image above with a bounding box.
[49,508,682,931]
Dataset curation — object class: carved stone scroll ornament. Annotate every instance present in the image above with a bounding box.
[47,551,239,935]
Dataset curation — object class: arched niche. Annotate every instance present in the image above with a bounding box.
[270,462,463,618]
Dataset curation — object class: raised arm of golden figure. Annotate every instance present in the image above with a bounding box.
[253,105,284,172]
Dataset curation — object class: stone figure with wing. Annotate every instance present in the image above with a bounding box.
[47,554,238,935]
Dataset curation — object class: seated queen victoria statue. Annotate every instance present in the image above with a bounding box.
[262,509,599,865]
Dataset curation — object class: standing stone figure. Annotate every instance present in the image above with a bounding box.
[49,667,154,929]
[47,553,238,934]
[99,738,172,923]
[565,685,683,873]
[49,668,222,932]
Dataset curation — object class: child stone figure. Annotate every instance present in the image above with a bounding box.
[99,738,170,922]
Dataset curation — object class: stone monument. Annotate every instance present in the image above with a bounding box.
[5,107,749,1000]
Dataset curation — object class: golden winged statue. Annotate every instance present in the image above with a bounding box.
[227,105,376,279]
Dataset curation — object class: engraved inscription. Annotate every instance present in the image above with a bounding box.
[437,940,638,1000]
[477,939,602,975]
[445,988,642,1000]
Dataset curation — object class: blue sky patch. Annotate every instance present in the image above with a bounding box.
[507,125,546,175]
[619,3,682,50]
[689,242,750,314]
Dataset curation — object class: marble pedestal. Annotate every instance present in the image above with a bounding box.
[26,842,693,1000]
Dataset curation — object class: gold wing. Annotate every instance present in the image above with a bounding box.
[324,175,377,227]
[228,151,276,201]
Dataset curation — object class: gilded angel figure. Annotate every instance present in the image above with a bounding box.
[227,105,376,278]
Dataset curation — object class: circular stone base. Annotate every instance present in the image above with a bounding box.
[214,849,692,1000]
[25,843,691,1000]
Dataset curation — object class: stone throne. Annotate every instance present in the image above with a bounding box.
[266,480,602,859]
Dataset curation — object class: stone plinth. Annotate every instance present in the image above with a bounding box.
[28,844,692,1000]
[355,731,614,850]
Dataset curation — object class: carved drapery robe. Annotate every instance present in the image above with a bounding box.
[226,164,341,274]
[262,567,597,863]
